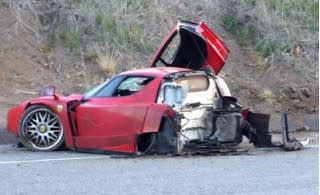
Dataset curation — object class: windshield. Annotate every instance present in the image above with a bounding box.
[82,79,110,100]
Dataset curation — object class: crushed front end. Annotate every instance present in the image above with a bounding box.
[146,71,303,155]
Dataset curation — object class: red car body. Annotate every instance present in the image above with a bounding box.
[8,21,298,154]
[7,68,207,153]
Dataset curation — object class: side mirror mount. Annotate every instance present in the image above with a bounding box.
[39,86,58,99]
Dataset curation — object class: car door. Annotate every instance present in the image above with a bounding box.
[75,76,155,153]
[149,21,228,75]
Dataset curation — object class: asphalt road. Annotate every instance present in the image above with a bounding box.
[0,144,318,195]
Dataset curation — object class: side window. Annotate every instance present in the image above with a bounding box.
[155,32,181,67]
[160,33,180,64]
[94,76,124,97]
[114,76,153,96]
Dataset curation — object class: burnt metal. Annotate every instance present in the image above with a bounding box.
[147,116,178,154]
[246,112,272,147]
[281,112,303,151]
[281,112,289,145]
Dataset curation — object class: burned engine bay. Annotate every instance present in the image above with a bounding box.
[144,71,303,155]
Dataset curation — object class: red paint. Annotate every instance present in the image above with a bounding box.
[7,101,28,136]
[197,22,229,74]
[149,21,228,75]
[6,68,184,153]
[242,108,250,119]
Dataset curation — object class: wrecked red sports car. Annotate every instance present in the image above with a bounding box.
[7,21,301,155]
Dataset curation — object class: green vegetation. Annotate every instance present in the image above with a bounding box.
[39,41,53,53]
[219,15,250,47]
[68,29,81,50]
[63,0,155,54]
[84,51,98,62]
[16,0,317,72]
[39,0,157,72]
[220,0,318,62]
[39,34,56,53]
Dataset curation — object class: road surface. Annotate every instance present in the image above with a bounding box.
[0,144,318,195]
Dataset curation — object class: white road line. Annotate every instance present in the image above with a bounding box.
[0,156,108,165]
[304,145,319,148]
[0,145,317,165]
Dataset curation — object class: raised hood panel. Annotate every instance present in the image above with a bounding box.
[149,21,228,75]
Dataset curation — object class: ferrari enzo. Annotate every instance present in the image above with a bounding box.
[6,21,302,155]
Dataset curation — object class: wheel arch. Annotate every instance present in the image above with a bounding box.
[18,104,65,151]
[137,105,179,154]
[23,100,75,149]
[141,104,176,134]
[137,115,178,154]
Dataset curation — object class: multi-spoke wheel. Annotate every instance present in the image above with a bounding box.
[19,105,64,151]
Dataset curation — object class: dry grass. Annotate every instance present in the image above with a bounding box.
[5,0,319,84]
[221,0,318,64]
[95,45,117,74]
[9,0,317,66]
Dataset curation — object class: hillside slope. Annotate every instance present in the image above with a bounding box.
[0,0,318,130]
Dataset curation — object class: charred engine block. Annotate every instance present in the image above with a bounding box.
[157,77,244,153]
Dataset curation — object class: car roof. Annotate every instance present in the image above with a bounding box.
[119,67,191,78]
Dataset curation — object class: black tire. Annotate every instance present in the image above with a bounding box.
[147,117,178,154]
[19,105,65,151]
